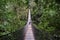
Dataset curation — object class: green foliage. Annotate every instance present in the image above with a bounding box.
[0,0,27,36]
[32,0,60,34]
[0,0,60,39]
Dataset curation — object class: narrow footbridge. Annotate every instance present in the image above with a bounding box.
[24,9,35,40]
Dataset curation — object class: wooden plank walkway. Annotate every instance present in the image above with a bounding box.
[24,24,35,40]
[24,9,35,40]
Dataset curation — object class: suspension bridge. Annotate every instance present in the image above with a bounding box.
[24,9,35,40]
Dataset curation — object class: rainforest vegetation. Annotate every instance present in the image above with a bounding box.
[0,0,60,40]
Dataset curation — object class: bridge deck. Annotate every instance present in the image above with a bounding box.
[24,24,35,40]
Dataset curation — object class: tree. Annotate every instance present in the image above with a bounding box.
[0,0,28,36]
